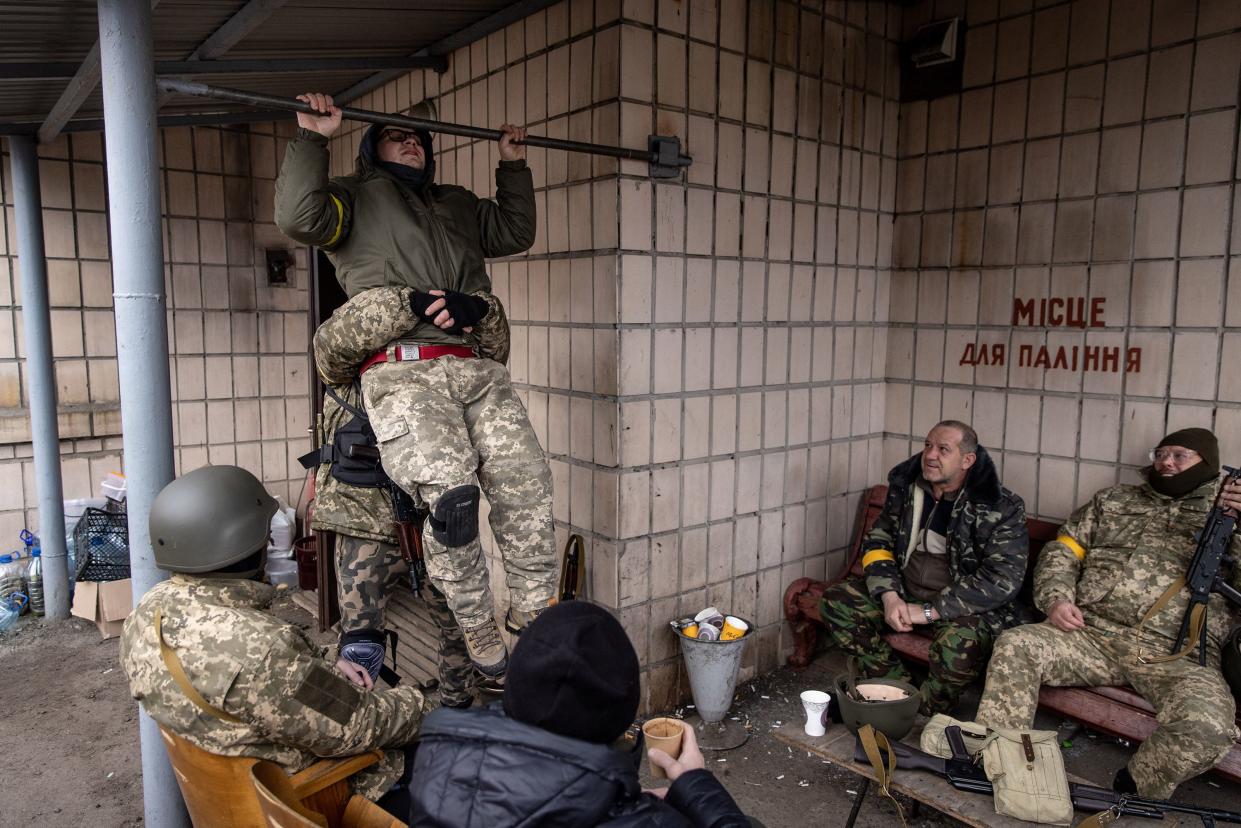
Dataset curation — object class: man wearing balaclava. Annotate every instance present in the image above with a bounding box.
[976,428,1241,799]
[275,92,555,681]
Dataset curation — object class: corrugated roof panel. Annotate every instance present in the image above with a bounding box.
[0,0,521,131]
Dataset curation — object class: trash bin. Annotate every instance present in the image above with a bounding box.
[672,616,752,724]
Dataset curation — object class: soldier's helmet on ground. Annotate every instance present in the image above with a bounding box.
[1224,626,1241,704]
[149,465,278,574]
[834,674,922,741]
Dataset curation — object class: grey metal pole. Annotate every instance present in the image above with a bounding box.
[97,1,186,826]
[8,136,70,621]
[156,78,693,177]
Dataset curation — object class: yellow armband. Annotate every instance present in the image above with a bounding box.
[1056,534,1086,560]
[324,194,346,247]
[861,549,895,569]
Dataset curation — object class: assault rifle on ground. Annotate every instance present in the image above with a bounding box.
[854,726,1241,826]
[1169,465,1241,665]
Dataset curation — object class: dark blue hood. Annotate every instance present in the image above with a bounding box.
[409,705,647,828]
[358,121,435,191]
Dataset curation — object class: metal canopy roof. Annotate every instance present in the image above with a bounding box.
[0,0,552,137]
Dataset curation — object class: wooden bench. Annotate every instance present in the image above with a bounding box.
[783,484,1241,783]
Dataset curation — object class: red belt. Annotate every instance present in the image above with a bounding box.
[360,343,477,375]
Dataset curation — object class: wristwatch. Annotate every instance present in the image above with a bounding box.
[922,603,934,623]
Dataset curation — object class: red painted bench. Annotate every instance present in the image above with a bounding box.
[783,484,1241,783]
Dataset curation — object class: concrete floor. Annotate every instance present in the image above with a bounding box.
[703,648,1240,827]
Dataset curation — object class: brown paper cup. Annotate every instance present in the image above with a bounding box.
[642,717,685,779]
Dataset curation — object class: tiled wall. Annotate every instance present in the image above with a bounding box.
[889,0,1241,522]
[19,0,1235,710]
[601,0,901,707]
[327,0,902,709]
[0,122,312,541]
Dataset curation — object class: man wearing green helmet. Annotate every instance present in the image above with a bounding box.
[119,465,428,813]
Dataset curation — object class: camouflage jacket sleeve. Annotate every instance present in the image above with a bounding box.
[465,290,510,364]
[315,288,511,384]
[862,485,908,599]
[934,492,1028,620]
[229,633,427,757]
[1229,532,1241,594]
[475,160,537,257]
[1033,493,1100,612]
[313,287,418,385]
[274,130,353,250]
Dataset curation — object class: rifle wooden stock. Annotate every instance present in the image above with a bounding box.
[393,519,424,597]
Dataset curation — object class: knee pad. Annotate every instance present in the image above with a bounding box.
[429,484,481,547]
[339,629,386,683]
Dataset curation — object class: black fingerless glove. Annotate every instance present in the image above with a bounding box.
[409,289,489,335]
[409,290,439,320]
[442,291,489,330]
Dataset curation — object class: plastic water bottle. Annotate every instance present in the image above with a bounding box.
[26,550,43,616]
[0,554,26,616]
[0,598,19,631]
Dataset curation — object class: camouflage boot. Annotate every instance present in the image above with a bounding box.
[504,604,549,635]
[462,617,508,678]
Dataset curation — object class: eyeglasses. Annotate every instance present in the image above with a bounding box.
[1149,448,1199,464]
[380,128,419,144]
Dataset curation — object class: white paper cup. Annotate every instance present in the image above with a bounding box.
[800,689,831,737]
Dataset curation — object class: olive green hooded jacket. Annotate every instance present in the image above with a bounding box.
[274,127,535,347]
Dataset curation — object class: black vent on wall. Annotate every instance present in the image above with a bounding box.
[900,17,964,102]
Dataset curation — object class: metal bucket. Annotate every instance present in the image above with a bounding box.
[672,615,753,723]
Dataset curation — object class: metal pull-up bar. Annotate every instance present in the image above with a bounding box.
[156,78,692,178]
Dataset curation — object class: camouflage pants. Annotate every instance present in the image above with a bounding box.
[819,577,996,715]
[361,356,557,629]
[976,622,1238,799]
[335,535,474,708]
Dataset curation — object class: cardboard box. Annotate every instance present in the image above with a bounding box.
[71,578,133,639]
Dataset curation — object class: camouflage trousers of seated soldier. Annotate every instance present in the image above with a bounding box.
[976,622,1238,799]
[819,577,996,715]
[336,534,473,708]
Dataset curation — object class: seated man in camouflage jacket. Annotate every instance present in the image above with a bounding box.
[120,466,427,814]
[977,428,1241,799]
[309,285,509,699]
[820,420,1030,715]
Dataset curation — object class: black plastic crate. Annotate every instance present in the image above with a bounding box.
[74,507,130,582]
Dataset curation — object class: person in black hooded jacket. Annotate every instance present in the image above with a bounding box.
[407,601,754,827]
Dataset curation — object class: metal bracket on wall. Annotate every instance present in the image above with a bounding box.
[157,78,693,179]
[649,135,690,179]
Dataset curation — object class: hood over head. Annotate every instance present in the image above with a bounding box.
[358,121,435,190]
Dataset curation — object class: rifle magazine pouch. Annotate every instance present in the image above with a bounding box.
[981,727,1074,825]
[920,714,993,758]
[329,414,390,487]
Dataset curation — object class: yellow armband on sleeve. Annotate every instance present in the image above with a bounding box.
[861,549,895,569]
[1056,534,1086,560]
[324,194,346,248]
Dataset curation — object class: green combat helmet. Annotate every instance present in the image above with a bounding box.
[835,660,921,741]
[149,465,278,575]
[1224,626,1241,705]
